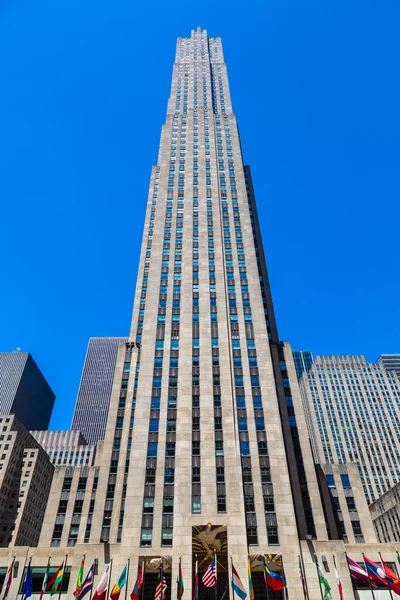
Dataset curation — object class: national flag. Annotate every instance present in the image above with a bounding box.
[131,563,144,600]
[92,564,111,600]
[346,556,375,586]
[78,564,95,600]
[74,556,86,598]
[364,556,388,586]
[50,561,65,596]
[231,565,246,600]
[333,563,343,600]
[380,557,400,594]
[202,557,217,588]
[316,562,331,600]
[193,561,199,600]
[39,559,51,600]
[176,560,184,600]
[111,564,128,600]
[154,570,167,600]
[247,560,254,600]
[263,559,285,592]
[23,564,33,600]
[1,558,15,600]
[298,557,307,599]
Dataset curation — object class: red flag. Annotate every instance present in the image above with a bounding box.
[334,563,343,600]
[131,563,144,600]
[380,558,400,594]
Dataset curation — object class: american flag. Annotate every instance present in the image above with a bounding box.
[154,573,167,600]
[202,557,217,588]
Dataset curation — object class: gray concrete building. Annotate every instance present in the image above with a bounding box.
[0,351,55,430]
[370,482,400,542]
[30,430,96,467]
[293,350,314,382]
[300,354,400,504]
[0,415,53,547]
[376,354,400,378]
[71,337,127,445]
[0,28,395,600]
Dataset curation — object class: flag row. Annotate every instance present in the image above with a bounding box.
[4,551,400,600]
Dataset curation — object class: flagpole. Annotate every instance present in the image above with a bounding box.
[332,555,343,600]
[262,556,270,600]
[280,555,288,600]
[18,549,29,596]
[58,553,69,600]
[89,561,95,600]
[194,558,198,600]
[214,553,217,600]
[161,558,164,600]
[298,554,308,600]
[18,552,29,597]
[125,559,131,600]
[141,561,145,600]
[230,556,233,600]
[107,559,114,600]
[362,552,376,600]
[40,554,51,600]
[313,555,325,600]
[378,552,394,600]
[343,552,357,600]
[21,556,32,598]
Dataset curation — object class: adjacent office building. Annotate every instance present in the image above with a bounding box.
[300,354,400,504]
[370,482,400,542]
[376,354,400,378]
[71,338,127,445]
[30,430,96,467]
[0,29,397,600]
[0,415,53,547]
[0,351,55,430]
[292,350,314,382]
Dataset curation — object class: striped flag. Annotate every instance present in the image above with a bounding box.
[111,564,128,600]
[78,564,95,600]
[50,561,65,596]
[154,570,167,600]
[193,561,199,600]
[231,564,246,600]
[202,556,217,588]
[247,560,254,600]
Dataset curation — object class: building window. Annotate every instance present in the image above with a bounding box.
[140,528,152,547]
[147,443,158,457]
[267,526,279,545]
[192,497,201,513]
[247,527,258,545]
[162,528,173,546]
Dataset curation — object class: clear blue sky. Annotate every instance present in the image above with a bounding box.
[0,0,399,430]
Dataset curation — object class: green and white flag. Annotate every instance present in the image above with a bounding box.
[317,562,331,600]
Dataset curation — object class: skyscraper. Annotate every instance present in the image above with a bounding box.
[71,337,127,444]
[300,355,400,504]
[0,29,393,600]
[0,351,55,430]
[292,350,314,381]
